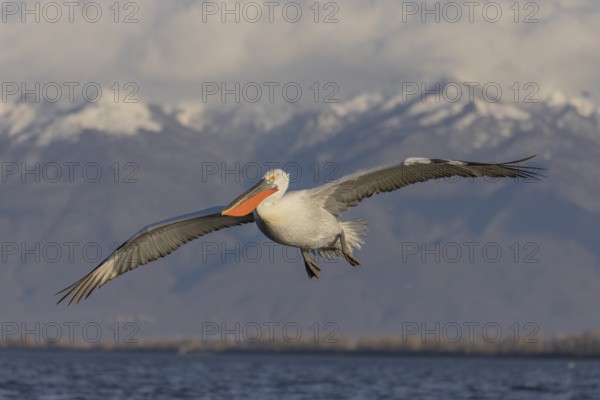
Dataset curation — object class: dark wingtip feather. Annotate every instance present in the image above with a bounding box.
[461,155,546,181]
[56,277,85,305]
[503,155,547,181]
[502,154,537,164]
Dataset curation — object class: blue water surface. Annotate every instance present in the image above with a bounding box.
[0,350,598,399]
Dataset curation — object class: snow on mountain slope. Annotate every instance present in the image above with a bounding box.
[0,97,161,145]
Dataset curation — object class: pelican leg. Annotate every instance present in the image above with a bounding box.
[339,231,361,267]
[301,249,321,279]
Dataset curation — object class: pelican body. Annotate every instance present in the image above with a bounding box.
[58,156,542,304]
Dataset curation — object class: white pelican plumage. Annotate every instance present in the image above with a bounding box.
[58,156,542,304]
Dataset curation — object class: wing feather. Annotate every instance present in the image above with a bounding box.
[310,156,543,216]
[57,206,254,305]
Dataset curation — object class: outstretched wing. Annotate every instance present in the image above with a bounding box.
[58,206,254,305]
[310,156,543,216]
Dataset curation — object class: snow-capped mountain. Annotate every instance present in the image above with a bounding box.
[1,86,598,340]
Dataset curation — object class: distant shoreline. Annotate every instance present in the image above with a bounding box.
[3,330,600,358]
[2,347,600,359]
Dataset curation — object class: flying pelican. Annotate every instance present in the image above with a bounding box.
[58,156,542,304]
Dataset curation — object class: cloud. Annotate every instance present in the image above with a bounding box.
[1,0,599,104]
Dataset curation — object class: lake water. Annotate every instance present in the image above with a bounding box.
[0,350,598,399]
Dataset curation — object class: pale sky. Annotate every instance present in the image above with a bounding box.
[1,0,598,105]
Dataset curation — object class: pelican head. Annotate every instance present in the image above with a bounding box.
[221,169,289,217]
